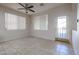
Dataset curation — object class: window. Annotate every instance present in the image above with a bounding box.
[33,15,48,30]
[57,16,67,38]
[5,13,26,30]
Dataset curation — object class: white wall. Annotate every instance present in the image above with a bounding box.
[72,4,77,31]
[30,4,76,42]
[77,4,79,19]
[0,5,30,42]
[72,30,79,54]
[77,4,79,31]
[0,4,77,43]
[72,3,79,55]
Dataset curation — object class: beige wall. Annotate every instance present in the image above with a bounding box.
[0,5,30,42]
[30,4,77,43]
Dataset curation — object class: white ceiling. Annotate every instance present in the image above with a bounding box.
[0,3,64,15]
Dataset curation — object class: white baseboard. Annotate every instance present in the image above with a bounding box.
[30,35,54,41]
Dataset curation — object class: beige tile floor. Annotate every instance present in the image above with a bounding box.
[0,37,74,55]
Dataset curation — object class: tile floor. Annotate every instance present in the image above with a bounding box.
[0,37,74,55]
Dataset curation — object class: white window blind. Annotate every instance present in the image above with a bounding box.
[33,16,40,30]
[33,15,48,30]
[57,16,67,38]
[18,16,26,29]
[5,13,26,30]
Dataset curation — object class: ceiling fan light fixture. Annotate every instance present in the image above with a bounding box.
[40,3,44,6]
[26,12,28,13]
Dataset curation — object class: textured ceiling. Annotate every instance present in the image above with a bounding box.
[0,3,64,15]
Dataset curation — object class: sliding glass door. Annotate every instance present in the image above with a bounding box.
[57,16,67,39]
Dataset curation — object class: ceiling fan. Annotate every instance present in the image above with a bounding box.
[18,3,35,13]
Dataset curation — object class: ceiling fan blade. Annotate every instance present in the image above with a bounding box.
[29,9,35,12]
[18,8,25,10]
[18,3,25,8]
[27,5,34,8]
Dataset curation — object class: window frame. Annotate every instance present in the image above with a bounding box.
[33,14,48,30]
[5,12,26,30]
